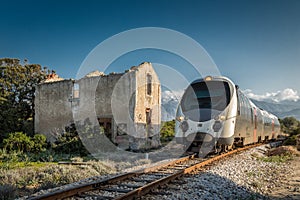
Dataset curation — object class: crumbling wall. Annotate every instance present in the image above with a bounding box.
[34,80,73,141]
[133,62,161,149]
[35,62,161,151]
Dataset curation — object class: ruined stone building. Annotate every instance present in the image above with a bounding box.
[34,62,161,150]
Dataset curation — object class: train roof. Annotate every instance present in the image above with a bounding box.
[191,76,236,86]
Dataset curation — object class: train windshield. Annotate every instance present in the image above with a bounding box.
[181,81,231,121]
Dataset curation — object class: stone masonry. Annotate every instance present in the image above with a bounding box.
[34,62,161,151]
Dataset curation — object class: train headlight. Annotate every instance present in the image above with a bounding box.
[180,121,189,132]
[214,115,226,121]
[205,76,213,81]
[219,115,226,121]
[176,116,185,122]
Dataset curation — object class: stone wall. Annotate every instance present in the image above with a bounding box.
[35,62,161,150]
[34,80,73,142]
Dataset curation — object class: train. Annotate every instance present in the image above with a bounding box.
[175,76,281,155]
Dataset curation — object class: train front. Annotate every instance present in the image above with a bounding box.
[175,76,237,153]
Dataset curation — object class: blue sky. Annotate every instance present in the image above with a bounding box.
[1,0,300,101]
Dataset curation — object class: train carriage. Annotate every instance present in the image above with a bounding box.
[175,76,280,155]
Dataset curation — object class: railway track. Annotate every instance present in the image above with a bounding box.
[28,143,261,200]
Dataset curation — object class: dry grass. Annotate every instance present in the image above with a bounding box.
[0,154,156,199]
[0,161,116,199]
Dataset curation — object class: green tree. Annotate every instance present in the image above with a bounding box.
[0,58,51,141]
[280,117,299,135]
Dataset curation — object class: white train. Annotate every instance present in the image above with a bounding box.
[175,76,280,154]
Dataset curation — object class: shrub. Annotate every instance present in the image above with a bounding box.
[32,134,47,152]
[0,184,16,200]
[280,117,300,135]
[0,149,21,163]
[283,134,298,146]
[52,123,89,156]
[3,132,47,153]
[3,132,34,153]
[160,120,175,141]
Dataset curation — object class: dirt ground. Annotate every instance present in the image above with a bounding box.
[269,155,300,199]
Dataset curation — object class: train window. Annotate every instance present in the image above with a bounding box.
[180,81,231,121]
[187,82,229,109]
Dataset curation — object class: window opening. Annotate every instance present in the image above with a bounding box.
[147,74,152,95]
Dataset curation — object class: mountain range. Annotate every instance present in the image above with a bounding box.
[250,99,300,120]
[161,91,300,121]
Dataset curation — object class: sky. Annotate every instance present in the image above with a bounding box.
[1,0,300,102]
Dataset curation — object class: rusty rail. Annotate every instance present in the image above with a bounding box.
[28,155,195,200]
[114,143,261,200]
[29,144,261,200]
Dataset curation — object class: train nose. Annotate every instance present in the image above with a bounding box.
[187,132,213,142]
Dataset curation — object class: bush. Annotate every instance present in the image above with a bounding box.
[0,184,16,200]
[3,132,47,153]
[280,117,300,135]
[0,149,22,163]
[52,124,89,156]
[283,134,299,146]
[3,132,34,153]
[160,120,175,141]
[32,134,47,152]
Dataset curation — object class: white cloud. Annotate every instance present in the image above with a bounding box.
[244,88,300,102]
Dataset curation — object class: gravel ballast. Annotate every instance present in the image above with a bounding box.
[143,145,300,200]
[21,145,300,200]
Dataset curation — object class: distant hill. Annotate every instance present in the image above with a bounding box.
[250,99,300,120]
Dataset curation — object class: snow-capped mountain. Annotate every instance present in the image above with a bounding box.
[251,99,300,120]
[161,90,181,121]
